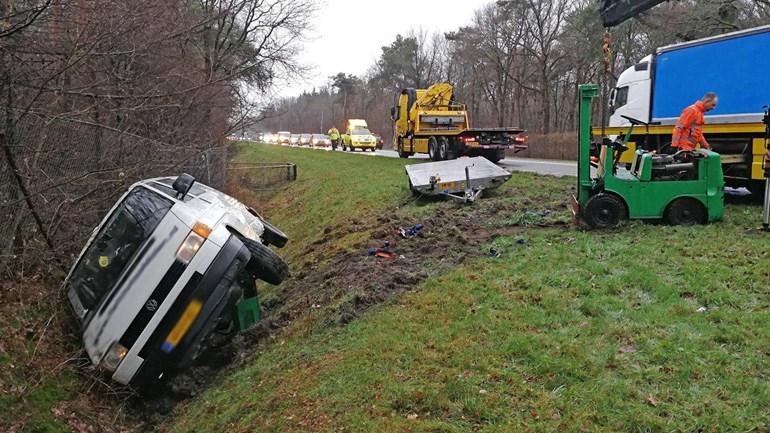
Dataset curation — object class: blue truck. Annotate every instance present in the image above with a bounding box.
[600,24,770,194]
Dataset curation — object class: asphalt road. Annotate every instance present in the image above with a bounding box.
[335,147,578,177]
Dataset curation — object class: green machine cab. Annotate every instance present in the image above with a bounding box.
[572,84,724,229]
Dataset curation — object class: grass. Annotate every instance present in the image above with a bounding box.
[230,144,422,268]
[167,144,770,432]
[0,283,81,433]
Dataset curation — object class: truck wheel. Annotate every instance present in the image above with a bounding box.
[428,136,440,161]
[438,137,449,160]
[747,180,766,199]
[584,193,626,229]
[238,236,289,285]
[398,139,412,158]
[664,198,706,226]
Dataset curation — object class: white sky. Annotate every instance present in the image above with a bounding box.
[280,0,491,97]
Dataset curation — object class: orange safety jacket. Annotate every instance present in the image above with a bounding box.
[672,101,710,151]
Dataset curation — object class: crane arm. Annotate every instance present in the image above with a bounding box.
[600,0,668,27]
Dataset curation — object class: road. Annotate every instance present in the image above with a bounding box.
[339,148,578,177]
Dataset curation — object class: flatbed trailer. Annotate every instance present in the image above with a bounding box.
[405,157,511,202]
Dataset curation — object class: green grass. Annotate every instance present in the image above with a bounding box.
[0,300,79,433]
[232,144,422,268]
[167,144,770,432]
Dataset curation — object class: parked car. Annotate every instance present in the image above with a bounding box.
[277,131,291,145]
[64,174,288,391]
[374,134,384,150]
[263,133,276,144]
[311,134,331,147]
[290,134,300,146]
[299,133,312,146]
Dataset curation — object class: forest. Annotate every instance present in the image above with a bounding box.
[258,0,770,150]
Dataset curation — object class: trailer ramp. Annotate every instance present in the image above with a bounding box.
[405,157,511,203]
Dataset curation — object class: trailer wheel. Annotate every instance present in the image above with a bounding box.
[438,137,449,160]
[584,193,626,229]
[408,179,420,196]
[428,136,440,161]
[664,197,706,226]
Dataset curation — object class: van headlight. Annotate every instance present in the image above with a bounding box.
[101,342,128,371]
[176,223,211,264]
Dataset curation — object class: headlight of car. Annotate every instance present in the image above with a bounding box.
[101,341,128,371]
[176,222,211,264]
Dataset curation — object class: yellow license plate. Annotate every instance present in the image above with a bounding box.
[438,181,463,190]
[161,299,203,353]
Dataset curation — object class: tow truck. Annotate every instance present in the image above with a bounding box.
[390,82,527,163]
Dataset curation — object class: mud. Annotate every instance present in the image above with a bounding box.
[138,188,572,428]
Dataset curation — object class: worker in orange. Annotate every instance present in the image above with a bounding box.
[672,92,718,152]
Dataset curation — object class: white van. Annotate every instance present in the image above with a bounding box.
[64,174,288,390]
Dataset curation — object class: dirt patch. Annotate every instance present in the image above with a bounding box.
[249,189,572,339]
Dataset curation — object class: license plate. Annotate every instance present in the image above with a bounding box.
[161,299,203,353]
[438,181,463,190]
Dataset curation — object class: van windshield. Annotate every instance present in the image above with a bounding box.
[352,129,371,135]
[68,187,173,310]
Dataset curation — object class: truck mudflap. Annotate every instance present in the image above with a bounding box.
[460,128,528,152]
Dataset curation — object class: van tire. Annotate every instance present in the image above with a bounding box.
[239,237,289,285]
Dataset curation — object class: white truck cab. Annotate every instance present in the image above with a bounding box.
[609,55,652,127]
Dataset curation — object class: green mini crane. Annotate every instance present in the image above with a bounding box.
[572,84,725,229]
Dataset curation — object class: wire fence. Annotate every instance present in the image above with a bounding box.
[0,111,229,272]
[228,162,297,191]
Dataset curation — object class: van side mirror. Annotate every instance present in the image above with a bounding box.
[173,173,196,199]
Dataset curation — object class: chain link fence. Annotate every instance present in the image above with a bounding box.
[0,111,229,271]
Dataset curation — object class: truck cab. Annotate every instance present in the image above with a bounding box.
[609,55,652,128]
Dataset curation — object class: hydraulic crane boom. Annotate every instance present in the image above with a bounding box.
[600,0,668,27]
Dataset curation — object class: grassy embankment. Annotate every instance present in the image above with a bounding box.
[168,143,770,432]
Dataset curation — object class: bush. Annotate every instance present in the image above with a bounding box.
[508,132,577,160]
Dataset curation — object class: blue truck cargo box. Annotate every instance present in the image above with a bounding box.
[652,26,770,124]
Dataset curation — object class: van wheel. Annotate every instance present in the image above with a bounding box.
[665,198,706,225]
[584,193,626,229]
[237,236,289,285]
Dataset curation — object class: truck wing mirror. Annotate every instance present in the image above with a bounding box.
[390,106,400,121]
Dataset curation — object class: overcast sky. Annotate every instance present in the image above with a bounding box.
[280,0,491,97]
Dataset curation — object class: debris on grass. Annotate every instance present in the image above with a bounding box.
[399,223,424,238]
